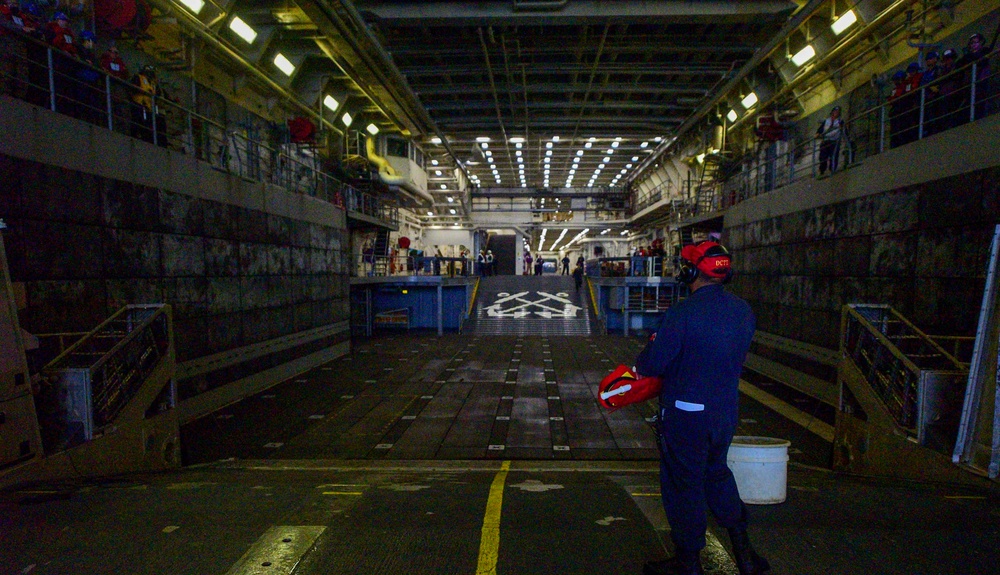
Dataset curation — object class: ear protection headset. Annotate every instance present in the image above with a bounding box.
[676,241,733,284]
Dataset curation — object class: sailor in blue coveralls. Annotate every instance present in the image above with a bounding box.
[636,241,770,575]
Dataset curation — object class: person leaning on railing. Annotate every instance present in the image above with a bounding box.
[0,0,31,99]
[955,33,993,122]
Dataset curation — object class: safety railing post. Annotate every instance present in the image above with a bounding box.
[47,48,56,112]
[186,110,193,157]
[105,76,113,131]
[918,87,925,140]
[151,94,158,146]
[970,62,978,122]
[879,105,886,153]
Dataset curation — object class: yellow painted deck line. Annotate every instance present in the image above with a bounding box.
[322,491,363,496]
[469,277,481,311]
[586,277,599,316]
[475,460,511,575]
[739,380,835,442]
[630,493,661,497]
[944,495,986,499]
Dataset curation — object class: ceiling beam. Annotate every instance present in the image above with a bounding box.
[355,1,797,26]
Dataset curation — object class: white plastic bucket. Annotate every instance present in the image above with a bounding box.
[727,436,791,504]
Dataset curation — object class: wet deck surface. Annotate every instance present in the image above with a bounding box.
[3,276,998,574]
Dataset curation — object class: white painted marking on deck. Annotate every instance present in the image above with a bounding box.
[496,416,510,421]
[502,395,514,400]
[222,526,326,575]
[340,395,354,400]
[511,479,564,492]
[595,516,626,526]
[553,445,570,451]
[421,395,434,399]
[263,443,284,449]
[375,443,393,449]
[401,415,417,420]
[162,525,180,533]
[549,417,564,421]
[488,444,506,450]
[547,396,561,400]
[308,414,325,419]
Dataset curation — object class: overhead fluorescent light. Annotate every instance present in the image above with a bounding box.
[831,10,857,35]
[341,112,353,127]
[727,109,738,123]
[427,211,433,216]
[792,45,816,67]
[447,196,454,202]
[229,16,257,43]
[366,123,379,135]
[273,53,295,76]
[552,136,560,142]
[741,92,758,109]
[323,95,340,111]
[449,209,456,214]
[431,137,442,144]
[476,136,491,142]
[178,0,204,14]
[546,142,553,149]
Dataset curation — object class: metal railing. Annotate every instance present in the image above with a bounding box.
[595,256,669,277]
[38,304,173,452]
[0,28,399,229]
[355,254,472,278]
[640,48,1000,218]
[841,304,966,442]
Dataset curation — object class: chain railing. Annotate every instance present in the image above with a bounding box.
[0,28,400,229]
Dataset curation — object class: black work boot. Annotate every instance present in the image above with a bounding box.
[642,549,704,575]
[728,527,771,575]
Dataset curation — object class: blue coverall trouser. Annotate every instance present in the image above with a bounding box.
[658,406,747,552]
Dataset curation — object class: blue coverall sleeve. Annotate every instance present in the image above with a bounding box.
[634,309,683,378]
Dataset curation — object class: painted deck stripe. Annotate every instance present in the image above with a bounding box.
[739,380,835,442]
[223,525,325,575]
[476,461,511,575]
[322,491,363,496]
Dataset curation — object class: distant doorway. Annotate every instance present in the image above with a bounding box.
[488,235,516,275]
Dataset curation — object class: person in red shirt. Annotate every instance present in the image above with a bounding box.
[44,12,76,55]
[100,43,129,81]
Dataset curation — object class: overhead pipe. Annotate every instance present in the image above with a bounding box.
[331,0,476,185]
[145,0,341,136]
[365,137,435,206]
[631,0,827,182]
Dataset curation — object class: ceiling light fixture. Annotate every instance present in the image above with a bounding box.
[831,9,857,35]
[341,112,353,127]
[366,123,379,135]
[727,109,739,123]
[229,16,257,43]
[273,53,295,76]
[323,95,339,112]
[178,0,205,14]
[741,92,759,108]
[792,45,816,66]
